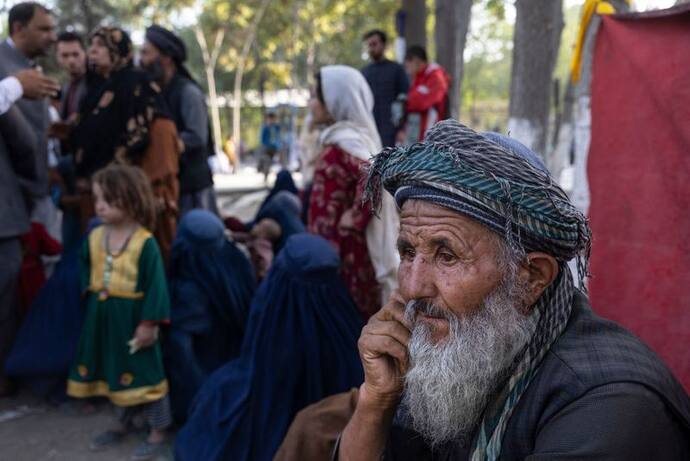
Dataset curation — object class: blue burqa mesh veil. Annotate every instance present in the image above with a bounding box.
[166,210,257,422]
[175,233,364,461]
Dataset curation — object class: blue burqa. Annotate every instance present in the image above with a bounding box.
[3,220,103,400]
[166,210,257,422]
[175,233,364,461]
[254,190,305,251]
[255,169,299,217]
[4,249,83,400]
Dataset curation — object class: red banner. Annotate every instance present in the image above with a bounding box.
[588,7,690,392]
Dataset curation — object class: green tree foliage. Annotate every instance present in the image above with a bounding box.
[52,0,194,34]
[460,3,512,131]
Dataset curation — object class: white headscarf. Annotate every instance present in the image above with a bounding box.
[318,65,400,303]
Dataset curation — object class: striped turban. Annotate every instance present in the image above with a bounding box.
[364,119,592,284]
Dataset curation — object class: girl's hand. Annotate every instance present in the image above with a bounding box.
[134,324,158,349]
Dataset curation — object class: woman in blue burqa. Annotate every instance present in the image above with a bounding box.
[175,233,364,460]
[254,190,305,252]
[4,219,103,401]
[255,169,299,218]
[4,249,82,402]
[165,210,257,423]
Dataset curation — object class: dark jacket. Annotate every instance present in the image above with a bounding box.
[381,292,690,460]
[163,74,213,195]
[59,77,88,120]
[361,59,409,147]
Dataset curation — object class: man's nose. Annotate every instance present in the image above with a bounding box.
[400,255,437,301]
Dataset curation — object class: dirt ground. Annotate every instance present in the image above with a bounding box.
[0,391,174,461]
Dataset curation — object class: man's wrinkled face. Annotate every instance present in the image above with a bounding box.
[366,35,385,61]
[56,41,86,78]
[397,199,536,446]
[397,200,505,343]
[13,8,56,57]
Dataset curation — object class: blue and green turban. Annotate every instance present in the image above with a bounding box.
[364,119,592,284]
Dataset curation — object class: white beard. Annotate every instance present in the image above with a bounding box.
[400,277,537,447]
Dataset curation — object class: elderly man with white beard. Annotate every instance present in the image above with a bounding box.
[336,120,690,460]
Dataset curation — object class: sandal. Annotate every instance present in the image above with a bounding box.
[130,440,166,461]
[89,430,127,451]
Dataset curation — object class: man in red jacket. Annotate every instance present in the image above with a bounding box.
[400,46,450,143]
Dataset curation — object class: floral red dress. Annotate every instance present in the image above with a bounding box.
[308,145,380,319]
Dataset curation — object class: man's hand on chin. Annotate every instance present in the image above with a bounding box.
[339,291,412,461]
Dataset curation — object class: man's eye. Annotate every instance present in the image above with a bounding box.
[438,251,456,264]
[400,247,415,259]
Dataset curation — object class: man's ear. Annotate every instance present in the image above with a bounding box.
[517,252,559,310]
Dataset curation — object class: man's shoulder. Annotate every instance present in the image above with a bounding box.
[548,293,679,388]
[178,78,204,102]
[501,293,690,459]
[0,41,24,75]
[362,59,403,73]
[518,292,690,433]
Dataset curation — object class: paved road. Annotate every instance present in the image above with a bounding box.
[0,392,174,461]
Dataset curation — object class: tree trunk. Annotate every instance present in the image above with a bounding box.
[232,0,272,166]
[434,0,472,119]
[402,0,427,48]
[571,0,629,213]
[549,78,574,180]
[306,42,316,84]
[508,0,564,159]
[194,26,225,161]
[80,0,97,33]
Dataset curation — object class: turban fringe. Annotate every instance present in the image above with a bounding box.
[363,122,592,288]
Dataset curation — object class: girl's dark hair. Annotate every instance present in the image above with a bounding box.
[92,164,157,231]
[314,71,325,105]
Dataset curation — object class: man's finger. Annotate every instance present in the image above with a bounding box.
[362,318,411,348]
[376,301,409,329]
[359,333,409,372]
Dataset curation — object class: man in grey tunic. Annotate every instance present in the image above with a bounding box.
[0,68,58,396]
[336,120,690,460]
[140,25,218,216]
[0,2,58,234]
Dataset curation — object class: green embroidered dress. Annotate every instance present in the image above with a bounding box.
[67,226,170,407]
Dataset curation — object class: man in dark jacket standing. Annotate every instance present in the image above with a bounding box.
[361,30,408,148]
[140,25,218,217]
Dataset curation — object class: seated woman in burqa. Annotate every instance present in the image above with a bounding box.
[174,233,364,461]
[4,249,82,402]
[255,169,299,218]
[165,210,256,423]
[4,219,103,402]
[254,190,305,250]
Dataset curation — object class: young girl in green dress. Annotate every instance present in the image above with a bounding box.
[67,165,171,460]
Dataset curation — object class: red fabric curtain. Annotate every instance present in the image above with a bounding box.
[588,7,690,392]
